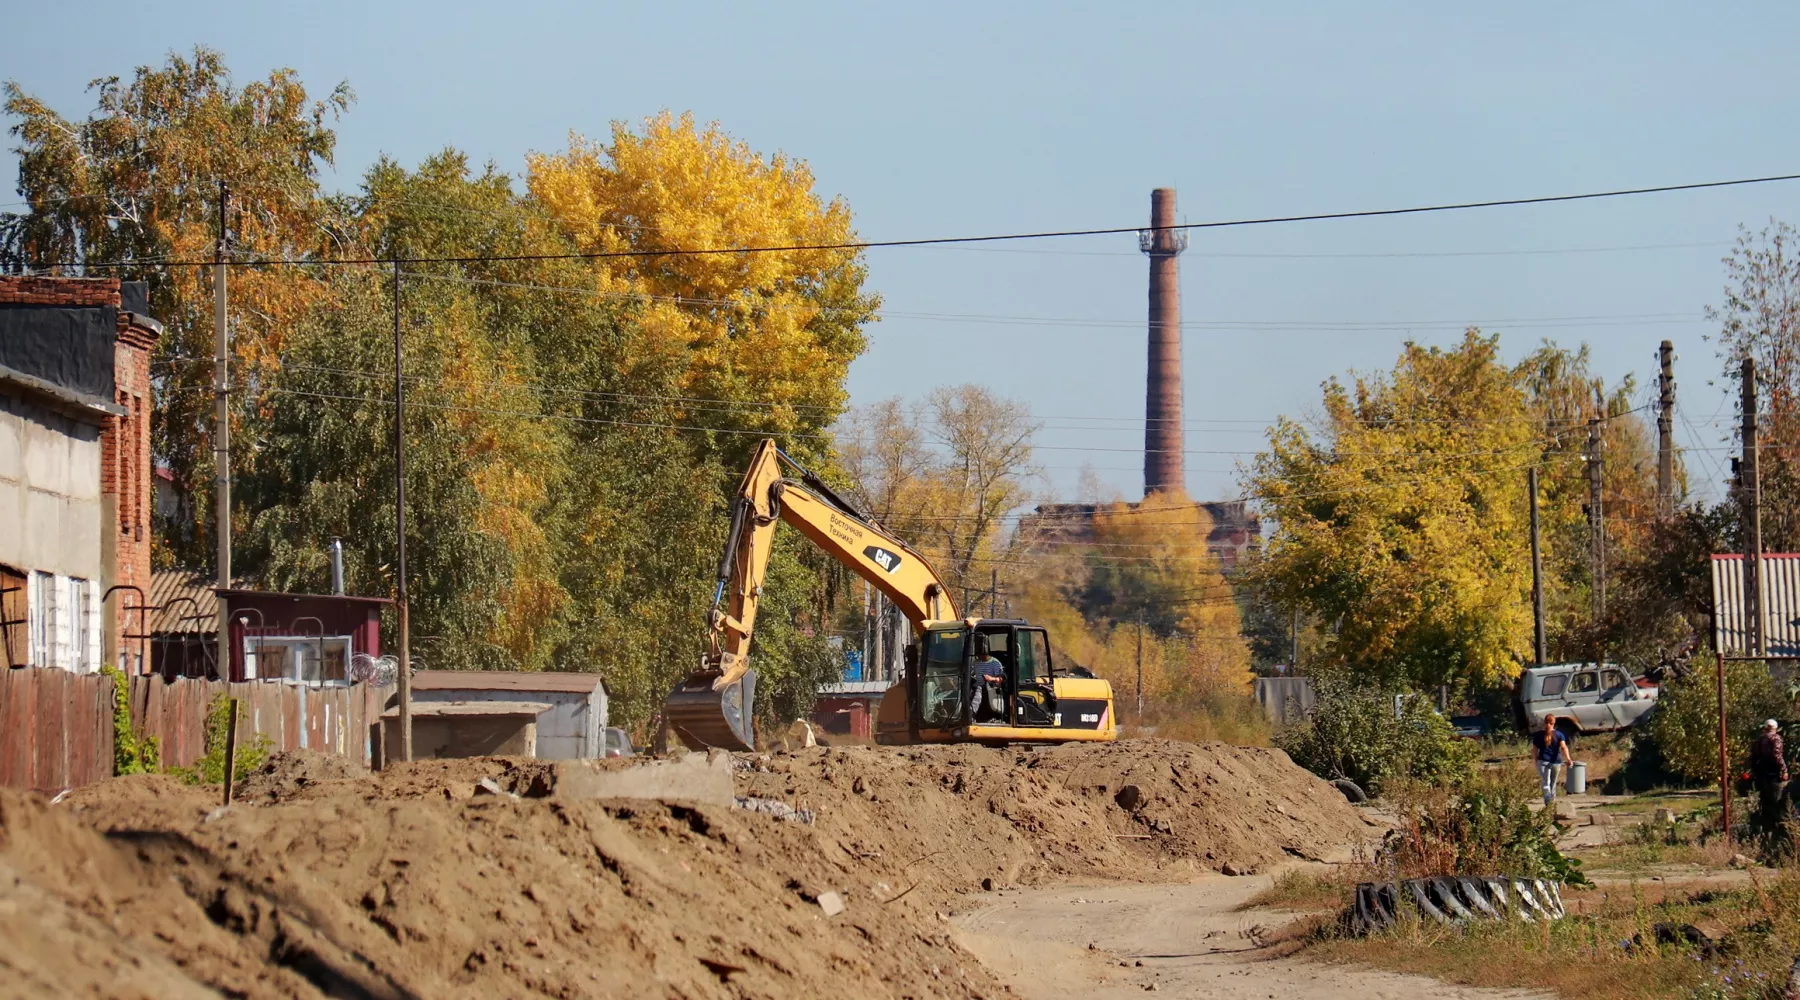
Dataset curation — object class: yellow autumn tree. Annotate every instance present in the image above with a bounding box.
[1248,331,1538,692]
[527,112,879,447]
[1009,491,1259,742]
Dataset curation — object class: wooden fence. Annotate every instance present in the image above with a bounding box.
[0,668,113,792]
[127,676,390,770]
[0,668,391,792]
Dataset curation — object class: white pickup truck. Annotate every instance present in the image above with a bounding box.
[1514,662,1658,738]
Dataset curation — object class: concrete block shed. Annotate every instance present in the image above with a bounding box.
[405,671,608,759]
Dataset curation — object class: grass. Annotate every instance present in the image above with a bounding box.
[1580,822,1744,877]
[1305,875,1797,1000]
[1242,867,1352,912]
[1250,782,1800,999]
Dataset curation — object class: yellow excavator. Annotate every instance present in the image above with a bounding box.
[664,440,1118,751]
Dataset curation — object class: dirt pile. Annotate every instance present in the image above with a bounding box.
[0,739,1372,999]
[738,739,1375,892]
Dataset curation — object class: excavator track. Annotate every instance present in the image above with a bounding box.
[665,668,758,751]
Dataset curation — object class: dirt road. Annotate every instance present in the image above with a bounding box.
[953,875,1549,1000]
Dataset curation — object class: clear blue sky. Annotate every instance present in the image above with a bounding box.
[9,2,1798,504]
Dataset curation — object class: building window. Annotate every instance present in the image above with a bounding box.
[244,634,354,684]
[1,565,24,668]
[29,571,51,667]
[70,578,92,673]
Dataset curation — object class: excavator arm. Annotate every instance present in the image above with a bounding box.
[664,439,957,750]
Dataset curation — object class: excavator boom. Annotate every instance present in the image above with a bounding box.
[664,440,955,750]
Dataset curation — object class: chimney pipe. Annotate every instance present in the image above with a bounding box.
[1140,188,1188,496]
[329,537,345,596]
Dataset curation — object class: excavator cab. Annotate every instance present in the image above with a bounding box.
[906,619,1112,744]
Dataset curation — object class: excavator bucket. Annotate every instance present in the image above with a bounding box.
[664,668,758,751]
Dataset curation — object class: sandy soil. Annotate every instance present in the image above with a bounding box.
[0,740,1379,1000]
[953,875,1551,1000]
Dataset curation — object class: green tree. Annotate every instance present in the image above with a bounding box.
[1647,653,1787,782]
[1247,332,1537,692]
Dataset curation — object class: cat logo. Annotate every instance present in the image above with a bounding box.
[863,545,903,573]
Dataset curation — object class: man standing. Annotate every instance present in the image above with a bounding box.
[1750,719,1789,829]
[1532,715,1572,808]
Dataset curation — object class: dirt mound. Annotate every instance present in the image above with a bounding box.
[0,738,1371,999]
[737,739,1373,894]
[233,749,367,802]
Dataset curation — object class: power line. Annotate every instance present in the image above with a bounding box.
[400,267,1703,336]
[51,170,1800,270]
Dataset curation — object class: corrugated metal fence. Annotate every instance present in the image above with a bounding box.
[1,668,390,792]
[1711,553,1800,656]
[1252,676,1316,725]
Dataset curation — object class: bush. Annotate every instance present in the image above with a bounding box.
[1646,652,1788,782]
[1380,769,1589,885]
[1274,675,1477,796]
[102,664,160,775]
[170,694,272,787]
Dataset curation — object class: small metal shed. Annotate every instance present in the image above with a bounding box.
[405,671,608,759]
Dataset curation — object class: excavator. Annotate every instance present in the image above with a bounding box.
[664,439,1118,751]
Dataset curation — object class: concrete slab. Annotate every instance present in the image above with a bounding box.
[553,751,734,807]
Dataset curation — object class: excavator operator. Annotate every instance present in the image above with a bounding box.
[971,634,1007,722]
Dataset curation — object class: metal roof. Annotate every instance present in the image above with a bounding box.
[1710,553,1800,656]
[148,570,220,633]
[410,669,606,696]
[381,700,552,718]
[818,681,893,695]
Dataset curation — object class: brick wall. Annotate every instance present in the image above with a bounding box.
[0,276,160,673]
[107,312,159,671]
[0,277,121,309]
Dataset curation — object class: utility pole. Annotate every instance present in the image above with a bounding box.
[871,591,885,682]
[1134,614,1145,725]
[990,567,999,618]
[213,181,231,678]
[1742,357,1764,657]
[1529,467,1546,666]
[1587,418,1606,621]
[1657,341,1676,516]
[393,261,413,762]
[1290,607,1299,672]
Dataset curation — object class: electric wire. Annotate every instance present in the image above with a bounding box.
[45,170,1800,270]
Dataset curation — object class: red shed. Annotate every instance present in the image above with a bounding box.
[219,589,390,683]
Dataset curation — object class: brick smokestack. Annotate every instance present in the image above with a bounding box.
[1140,188,1187,496]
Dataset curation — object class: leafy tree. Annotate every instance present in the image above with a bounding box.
[2,47,352,567]
[526,111,878,452]
[1247,332,1538,692]
[1248,331,1665,695]
[1708,221,1800,551]
[1274,674,1477,795]
[1647,653,1787,782]
[834,386,1043,602]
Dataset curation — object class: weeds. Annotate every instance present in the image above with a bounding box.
[102,664,160,776]
[169,694,272,787]
[1374,768,1589,885]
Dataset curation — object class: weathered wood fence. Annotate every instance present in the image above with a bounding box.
[1,668,390,792]
[127,675,390,770]
[0,668,113,791]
